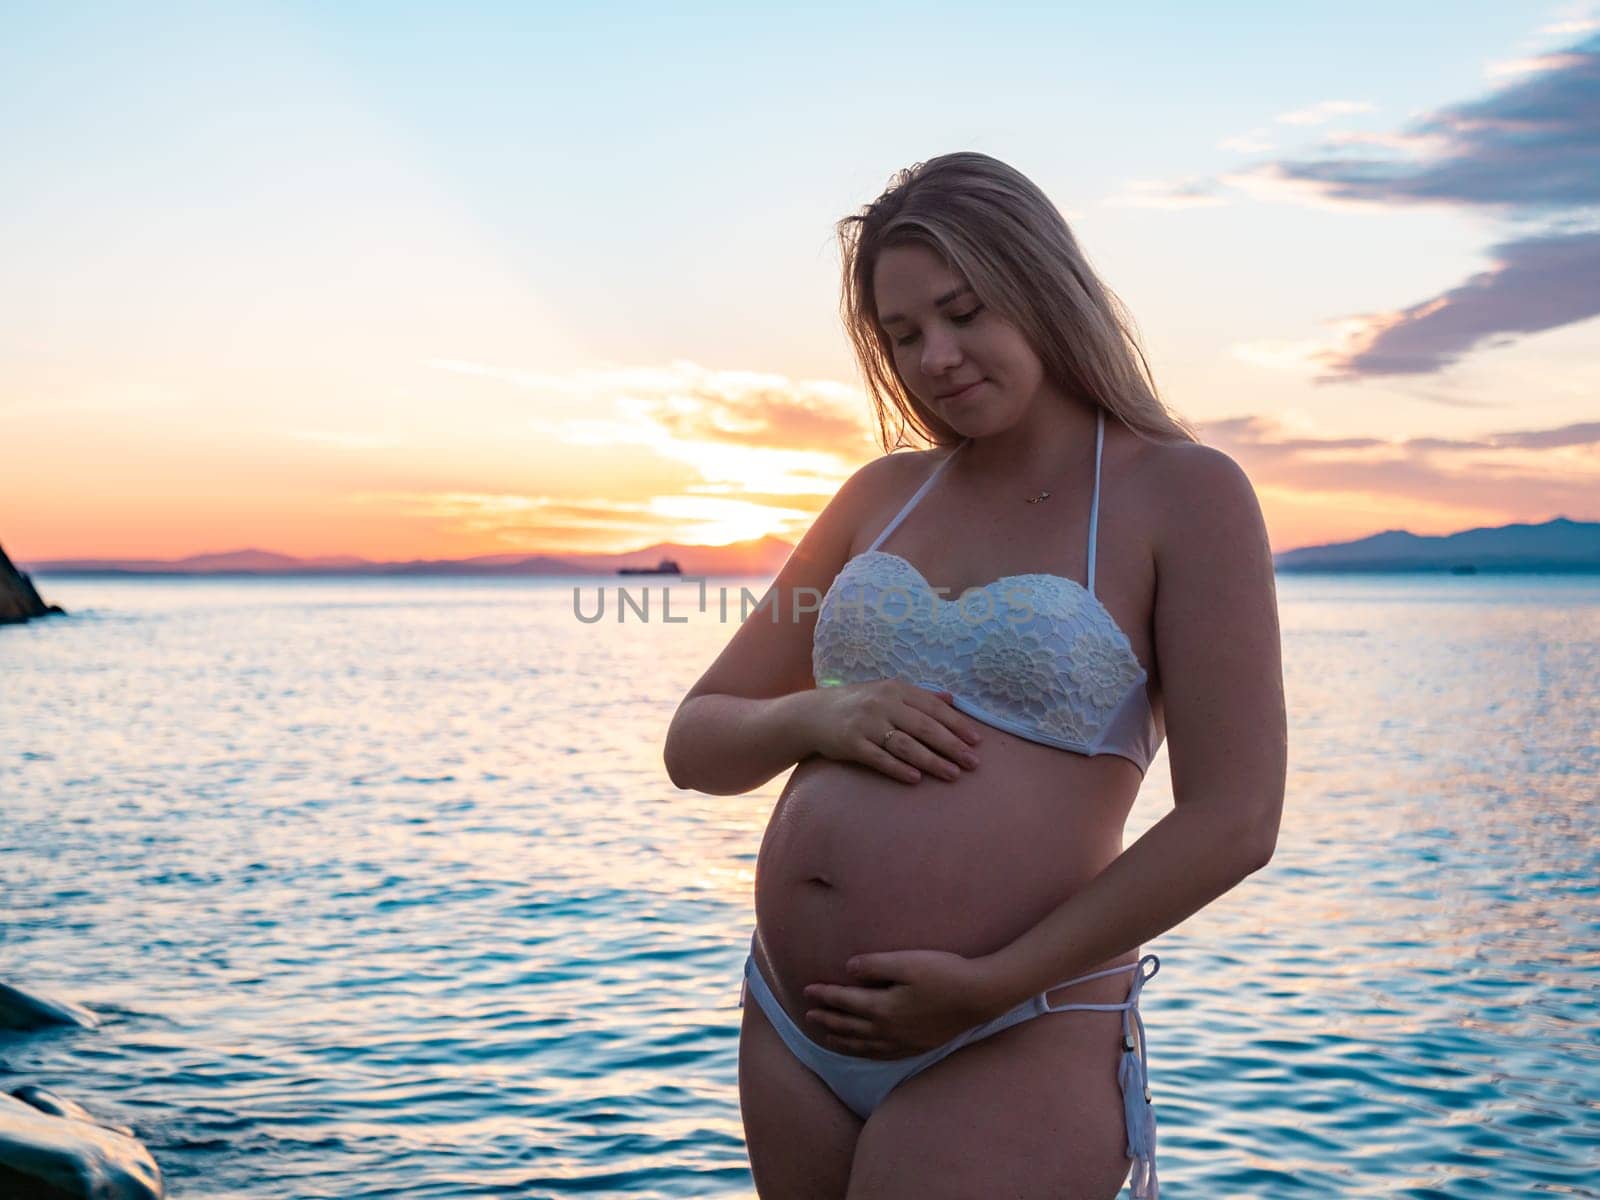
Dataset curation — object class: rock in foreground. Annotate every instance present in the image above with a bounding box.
[10,1086,133,1138]
[0,1091,163,1200]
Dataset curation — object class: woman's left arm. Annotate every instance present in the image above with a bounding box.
[803,445,1287,1050]
[983,442,1288,1006]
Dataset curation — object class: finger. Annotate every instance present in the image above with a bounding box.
[860,738,921,785]
[929,690,986,746]
[892,710,979,778]
[804,1007,876,1038]
[930,695,986,748]
[804,983,890,1019]
[885,715,964,781]
[844,953,906,985]
[897,689,983,757]
[923,708,984,765]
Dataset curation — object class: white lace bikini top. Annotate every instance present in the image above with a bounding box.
[812,409,1163,773]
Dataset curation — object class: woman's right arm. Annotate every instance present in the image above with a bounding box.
[662,689,825,797]
[664,452,985,795]
[662,456,887,796]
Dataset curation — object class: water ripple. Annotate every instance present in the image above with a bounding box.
[0,574,1595,1197]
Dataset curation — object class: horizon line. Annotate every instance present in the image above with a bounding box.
[13,514,1595,572]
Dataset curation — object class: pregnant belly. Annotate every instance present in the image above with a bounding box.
[752,728,1140,1027]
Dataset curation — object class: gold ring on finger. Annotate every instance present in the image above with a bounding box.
[881,725,898,750]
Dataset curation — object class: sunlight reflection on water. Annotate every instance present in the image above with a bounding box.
[1,574,1595,1198]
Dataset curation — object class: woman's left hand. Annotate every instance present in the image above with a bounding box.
[801,950,1010,1058]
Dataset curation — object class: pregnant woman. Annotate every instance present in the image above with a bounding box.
[664,152,1286,1199]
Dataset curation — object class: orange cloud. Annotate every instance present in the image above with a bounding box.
[10,350,1595,563]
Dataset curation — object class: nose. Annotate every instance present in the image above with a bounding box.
[920,325,963,376]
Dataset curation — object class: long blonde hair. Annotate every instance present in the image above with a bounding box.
[837,151,1197,450]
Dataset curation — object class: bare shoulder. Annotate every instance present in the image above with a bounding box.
[782,442,941,574]
[810,444,913,521]
[858,442,950,487]
[829,443,950,548]
[1128,439,1267,559]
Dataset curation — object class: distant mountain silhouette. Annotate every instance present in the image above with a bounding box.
[35,519,1594,578]
[25,535,797,578]
[1275,517,1600,573]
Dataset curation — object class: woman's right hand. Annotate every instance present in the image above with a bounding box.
[804,681,984,784]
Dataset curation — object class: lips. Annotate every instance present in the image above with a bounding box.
[938,379,985,400]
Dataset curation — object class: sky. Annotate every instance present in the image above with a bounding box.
[3,0,1597,561]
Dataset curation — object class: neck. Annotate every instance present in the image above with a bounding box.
[957,397,1100,483]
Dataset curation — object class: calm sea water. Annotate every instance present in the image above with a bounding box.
[2,574,1596,1199]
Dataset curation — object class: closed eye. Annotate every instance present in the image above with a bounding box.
[892,306,984,347]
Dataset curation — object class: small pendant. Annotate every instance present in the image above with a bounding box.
[1025,490,1052,504]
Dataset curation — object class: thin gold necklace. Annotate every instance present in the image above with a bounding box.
[953,438,1061,503]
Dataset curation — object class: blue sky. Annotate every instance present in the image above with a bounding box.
[3,1,1597,559]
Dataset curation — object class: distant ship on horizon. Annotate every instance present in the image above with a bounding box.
[618,558,682,576]
[21,537,796,578]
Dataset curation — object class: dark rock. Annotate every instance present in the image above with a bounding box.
[0,983,100,1032]
[0,542,64,624]
[0,1092,162,1199]
[10,1087,132,1138]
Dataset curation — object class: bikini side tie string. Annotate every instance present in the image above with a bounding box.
[1042,954,1161,1199]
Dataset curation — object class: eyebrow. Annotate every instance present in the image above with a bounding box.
[877,285,975,326]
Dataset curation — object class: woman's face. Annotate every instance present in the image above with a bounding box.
[872,242,1047,436]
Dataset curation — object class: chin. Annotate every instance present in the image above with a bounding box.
[951,410,1023,439]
